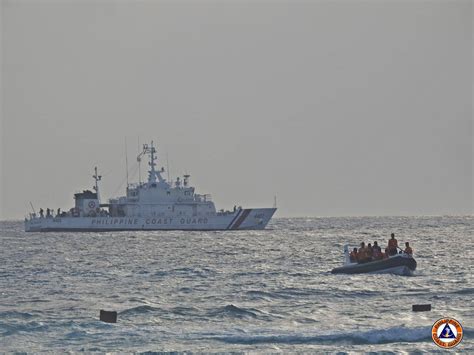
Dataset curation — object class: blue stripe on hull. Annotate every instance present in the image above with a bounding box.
[230,209,252,230]
[226,209,243,230]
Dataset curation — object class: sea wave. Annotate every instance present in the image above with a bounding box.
[451,287,474,295]
[118,304,206,319]
[0,311,35,319]
[213,326,434,345]
[207,304,268,320]
[119,305,160,316]
[0,321,49,336]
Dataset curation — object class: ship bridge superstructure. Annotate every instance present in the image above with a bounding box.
[108,141,216,218]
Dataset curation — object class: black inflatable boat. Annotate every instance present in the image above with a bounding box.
[331,245,417,276]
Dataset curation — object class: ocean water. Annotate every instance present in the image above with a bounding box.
[1,216,472,352]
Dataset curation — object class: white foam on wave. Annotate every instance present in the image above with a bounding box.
[212,325,433,345]
[353,325,430,344]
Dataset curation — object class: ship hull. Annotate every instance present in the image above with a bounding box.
[25,208,276,232]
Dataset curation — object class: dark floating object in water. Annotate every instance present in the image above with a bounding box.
[331,245,417,276]
[100,310,117,323]
[412,304,431,312]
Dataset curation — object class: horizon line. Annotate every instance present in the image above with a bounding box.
[1,213,473,222]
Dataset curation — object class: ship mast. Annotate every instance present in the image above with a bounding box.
[92,166,102,201]
[137,141,167,186]
[148,141,157,183]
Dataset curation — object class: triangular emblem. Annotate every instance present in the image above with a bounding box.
[439,323,456,339]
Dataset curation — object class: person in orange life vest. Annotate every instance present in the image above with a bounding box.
[404,242,413,255]
[388,233,398,256]
[349,247,358,263]
[372,241,382,260]
[366,243,374,261]
[358,242,368,263]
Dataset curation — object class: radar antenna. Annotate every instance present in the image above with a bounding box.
[183,174,190,187]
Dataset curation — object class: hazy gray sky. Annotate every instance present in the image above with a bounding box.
[1,0,472,219]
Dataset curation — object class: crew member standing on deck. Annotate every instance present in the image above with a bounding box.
[388,233,398,256]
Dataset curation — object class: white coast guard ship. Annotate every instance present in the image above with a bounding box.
[25,141,276,232]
